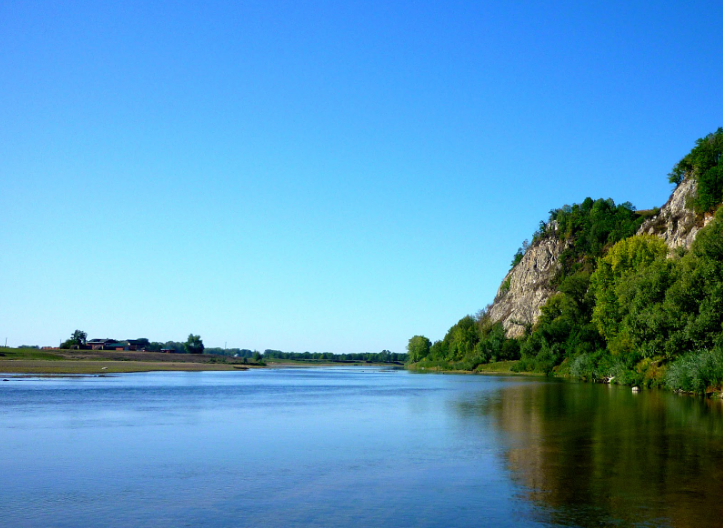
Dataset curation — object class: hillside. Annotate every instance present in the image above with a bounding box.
[406,128,723,393]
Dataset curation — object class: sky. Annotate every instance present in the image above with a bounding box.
[1,1,722,353]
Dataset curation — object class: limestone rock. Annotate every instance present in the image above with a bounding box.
[488,178,714,339]
[487,234,567,338]
[636,178,702,252]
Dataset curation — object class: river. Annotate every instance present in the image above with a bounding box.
[1,367,722,527]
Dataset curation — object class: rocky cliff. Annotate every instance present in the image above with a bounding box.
[487,229,567,338]
[636,178,713,251]
[488,178,711,338]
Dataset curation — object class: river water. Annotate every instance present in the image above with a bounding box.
[1,367,722,527]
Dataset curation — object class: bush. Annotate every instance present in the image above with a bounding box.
[569,353,595,380]
[665,347,723,393]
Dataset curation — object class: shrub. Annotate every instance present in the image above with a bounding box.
[665,347,723,393]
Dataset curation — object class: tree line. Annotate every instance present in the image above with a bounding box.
[54,332,402,364]
[263,349,406,363]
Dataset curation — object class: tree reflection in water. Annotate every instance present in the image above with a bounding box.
[456,380,723,528]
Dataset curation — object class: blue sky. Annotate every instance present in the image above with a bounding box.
[1,1,721,352]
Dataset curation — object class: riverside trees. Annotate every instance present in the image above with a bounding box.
[60,330,87,349]
[184,334,205,354]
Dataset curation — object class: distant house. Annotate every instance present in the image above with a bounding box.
[87,338,116,350]
[87,339,149,351]
[161,348,176,353]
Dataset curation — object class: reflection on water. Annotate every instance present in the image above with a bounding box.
[461,381,723,528]
[1,368,722,527]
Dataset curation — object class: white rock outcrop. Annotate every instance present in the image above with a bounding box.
[487,235,567,338]
[636,178,703,252]
[488,178,713,338]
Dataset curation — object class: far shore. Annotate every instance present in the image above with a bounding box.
[0,359,253,375]
[0,347,406,376]
[0,347,259,375]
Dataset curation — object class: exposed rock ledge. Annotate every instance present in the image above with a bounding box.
[488,178,716,339]
[487,234,567,338]
[636,178,713,252]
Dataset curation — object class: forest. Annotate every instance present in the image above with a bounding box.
[407,128,723,394]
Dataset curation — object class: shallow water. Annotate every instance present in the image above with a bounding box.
[1,367,722,527]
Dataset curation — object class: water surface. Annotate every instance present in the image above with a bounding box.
[1,367,722,527]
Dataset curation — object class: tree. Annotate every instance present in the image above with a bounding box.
[135,338,151,349]
[668,128,723,211]
[60,329,87,349]
[184,334,205,354]
[72,330,87,346]
[407,335,431,363]
[590,234,669,345]
[252,350,262,362]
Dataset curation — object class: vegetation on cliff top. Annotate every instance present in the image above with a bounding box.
[669,127,723,213]
[408,129,723,394]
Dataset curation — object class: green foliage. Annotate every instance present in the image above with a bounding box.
[0,347,64,360]
[184,334,205,354]
[590,234,670,343]
[510,250,524,269]
[588,209,723,363]
[665,346,723,393]
[500,277,511,292]
[515,270,606,375]
[669,128,723,212]
[508,197,644,288]
[551,198,645,281]
[406,335,431,363]
[60,329,87,349]
[409,313,520,370]
[262,349,407,363]
[415,131,723,388]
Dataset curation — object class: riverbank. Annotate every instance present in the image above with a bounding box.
[0,347,407,375]
[406,360,545,376]
[0,347,256,375]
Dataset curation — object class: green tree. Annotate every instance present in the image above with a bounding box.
[668,128,723,212]
[60,329,87,349]
[590,234,669,344]
[72,330,87,346]
[407,335,431,363]
[184,334,205,354]
[135,338,150,349]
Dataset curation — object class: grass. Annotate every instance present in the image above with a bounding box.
[0,347,65,361]
[474,360,529,374]
[408,359,544,376]
[0,360,250,374]
[0,347,254,375]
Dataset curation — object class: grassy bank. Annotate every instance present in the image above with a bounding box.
[406,359,544,376]
[0,347,255,375]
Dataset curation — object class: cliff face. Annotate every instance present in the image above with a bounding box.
[636,178,703,251]
[487,230,567,338]
[488,179,711,338]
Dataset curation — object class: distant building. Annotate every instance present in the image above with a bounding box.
[87,339,116,350]
[87,339,146,351]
